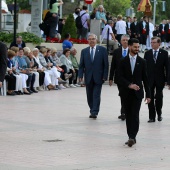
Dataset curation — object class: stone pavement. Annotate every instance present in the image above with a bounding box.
[0,85,170,170]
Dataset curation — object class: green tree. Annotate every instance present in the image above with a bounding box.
[93,0,131,16]
[61,14,77,39]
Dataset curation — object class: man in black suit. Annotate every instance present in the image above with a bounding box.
[9,36,26,48]
[159,20,166,49]
[138,16,149,52]
[130,17,139,39]
[109,34,130,120]
[0,42,7,88]
[144,36,169,123]
[118,38,151,147]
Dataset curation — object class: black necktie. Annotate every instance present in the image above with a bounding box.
[90,47,94,62]
[153,51,158,63]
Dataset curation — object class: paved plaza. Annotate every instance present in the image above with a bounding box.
[0,84,170,170]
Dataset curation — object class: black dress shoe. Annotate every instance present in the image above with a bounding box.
[24,92,31,95]
[14,91,20,95]
[31,89,38,93]
[125,139,136,145]
[7,92,16,96]
[158,116,163,121]
[148,119,155,123]
[128,139,135,147]
[89,115,97,119]
[118,114,126,121]
[27,88,33,94]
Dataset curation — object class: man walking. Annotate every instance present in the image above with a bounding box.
[109,34,130,121]
[0,42,7,88]
[79,33,109,119]
[118,38,151,147]
[144,37,168,123]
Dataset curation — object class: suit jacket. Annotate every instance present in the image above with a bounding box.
[130,22,139,36]
[79,45,109,85]
[138,21,149,35]
[159,24,166,34]
[118,55,150,99]
[109,47,129,84]
[144,49,168,87]
[165,23,170,34]
[9,41,26,48]
[0,42,7,82]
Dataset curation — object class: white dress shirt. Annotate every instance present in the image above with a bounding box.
[115,20,127,34]
[129,54,137,73]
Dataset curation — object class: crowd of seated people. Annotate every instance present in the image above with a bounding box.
[4,45,83,96]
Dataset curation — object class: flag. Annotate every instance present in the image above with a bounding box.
[137,0,152,12]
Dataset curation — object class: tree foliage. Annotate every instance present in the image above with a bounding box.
[93,0,131,16]
[61,14,77,39]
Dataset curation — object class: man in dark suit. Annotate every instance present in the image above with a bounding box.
[138,16,149,52]
[130,17,139,39]
[9,36,26,48]
[144,36,168,123]
[159,20,166,49]
[118,38,151,147]
[109,34,130,121]
[79,33,109,119]
[0,42,7,88]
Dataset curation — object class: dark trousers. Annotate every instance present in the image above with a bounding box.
[117,84,126,115]
[39,72,45,86]
[48,16,58,38]
[68,69,74,84]
[73,69,78,84]
[117,34,123,44]
[122,92,142,139]
[148,83,163,120]
[5,74,16,90]
[160,34,166,42]
[86,78,102,115]
[60,65,67,80]
[26,73,35,89]
[140,34,147,45]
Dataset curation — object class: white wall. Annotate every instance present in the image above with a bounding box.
[17,14,31,33]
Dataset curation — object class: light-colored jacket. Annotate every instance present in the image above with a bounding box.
[60,54,74,72]
[39,53,48,68]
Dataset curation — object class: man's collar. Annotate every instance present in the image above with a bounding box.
[129,54,137,59]
[122,47,128,50]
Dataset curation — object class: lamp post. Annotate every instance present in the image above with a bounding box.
[13,0,17,42]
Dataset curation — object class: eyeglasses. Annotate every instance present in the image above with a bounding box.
[88,38,96,41]
[151,42,158,44]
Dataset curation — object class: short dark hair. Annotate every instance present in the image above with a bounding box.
[63,48,70,55]
[64,33,70,39]
[82,5,87,10]
[128,38,139,46]
[151,36,161,43]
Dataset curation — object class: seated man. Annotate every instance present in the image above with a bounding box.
[10,36,26,48]
[101,20,118,53]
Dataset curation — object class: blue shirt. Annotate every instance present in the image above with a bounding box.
[62,40,73,50]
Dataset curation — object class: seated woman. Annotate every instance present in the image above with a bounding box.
[23,47,41,93]
[62,33,73,50]
[6,50,17,96]
[50,47,72,80]
[10,46,29,94]
[60,48,76,88]
[39,47,66,90]
[33,48,55,90]
[16,48,35,94]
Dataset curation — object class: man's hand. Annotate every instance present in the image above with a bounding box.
[0,82,2,87]
[128,84,140,91]
[109,80,113,86]
[79,78,83,82]
[145,98,151,104]
[52,14,57,17]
